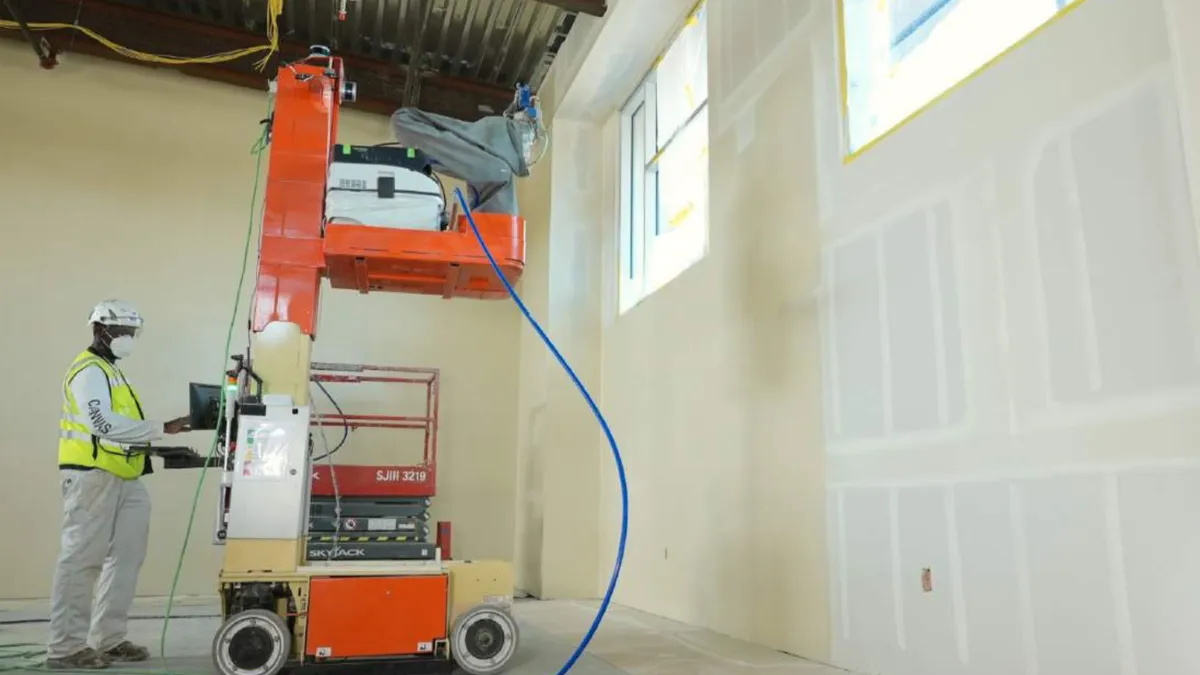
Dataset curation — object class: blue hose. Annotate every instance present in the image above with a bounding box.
[453,188,629,675]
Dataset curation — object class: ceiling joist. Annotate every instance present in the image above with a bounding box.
[529,0,606,17]
[0,0,604,118]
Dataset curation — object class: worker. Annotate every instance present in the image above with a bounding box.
[46,300,192,670]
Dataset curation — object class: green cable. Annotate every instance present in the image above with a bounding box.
[156,97,275,670]
[0,96,275,675]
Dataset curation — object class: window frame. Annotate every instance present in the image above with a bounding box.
[617,2,709,313]
[618,81,651,311]
[837,0,1094,161]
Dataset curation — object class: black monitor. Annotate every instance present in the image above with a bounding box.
[189,383,223,431]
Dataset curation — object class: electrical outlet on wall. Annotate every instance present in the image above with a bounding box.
[921,568,933,592]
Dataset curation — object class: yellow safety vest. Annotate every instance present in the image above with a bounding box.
[59,350,149,479]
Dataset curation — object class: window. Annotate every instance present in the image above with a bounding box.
[841,0,1086,154]
[618,1,709,312]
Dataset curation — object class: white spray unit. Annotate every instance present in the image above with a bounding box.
[324,145,445,231]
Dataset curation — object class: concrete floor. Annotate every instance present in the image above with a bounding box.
[0,597,846,675]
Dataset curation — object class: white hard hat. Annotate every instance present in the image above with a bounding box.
[88,299,144,330]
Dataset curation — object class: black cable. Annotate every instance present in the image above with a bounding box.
[311,379,349,462]
[3,0,54,67]
[432,169,451,222]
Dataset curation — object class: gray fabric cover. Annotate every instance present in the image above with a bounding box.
[390,108,530,215]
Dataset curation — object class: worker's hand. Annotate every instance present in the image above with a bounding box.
[164,416,192,435]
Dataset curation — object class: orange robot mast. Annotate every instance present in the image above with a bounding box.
[250,50,526,339]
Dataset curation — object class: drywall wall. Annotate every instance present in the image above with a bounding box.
[811,0,1200,670]
[521,0,1200,671]
[512,121,554,598]
[514,0,830,657]
[512,113,607,599]
[0,41,520,599]
[596,0,831,656]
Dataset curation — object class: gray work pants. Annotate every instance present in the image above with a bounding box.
[47,469,151,659]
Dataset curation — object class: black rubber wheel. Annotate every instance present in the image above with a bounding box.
[212,609,291,675]
[229,625,273,670]
[451,604,519,675]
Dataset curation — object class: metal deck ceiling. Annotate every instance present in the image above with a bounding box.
[0,0,605,119]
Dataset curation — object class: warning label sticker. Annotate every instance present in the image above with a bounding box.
[240,426,289,480]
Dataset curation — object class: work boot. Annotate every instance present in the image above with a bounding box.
[101,642,150,663]
[45,648,111,670]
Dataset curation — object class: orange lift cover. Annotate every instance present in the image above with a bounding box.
[305,575,449,659]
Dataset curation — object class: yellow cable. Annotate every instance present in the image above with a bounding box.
[254,0,285,69]
[0,0,284,69]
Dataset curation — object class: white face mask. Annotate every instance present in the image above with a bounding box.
[110,335,137,359]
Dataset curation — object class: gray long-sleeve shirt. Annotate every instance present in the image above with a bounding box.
[69,364,163,445]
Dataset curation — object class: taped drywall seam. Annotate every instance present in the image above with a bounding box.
[944,486,970,664]
[1102,473,1139,675]
[888,488,907,650]
[926,209,952,427]
[1008,485,1040,675]
[837,490,851,641]
[1055,132,1103,393]
[1160,0,1200,273]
